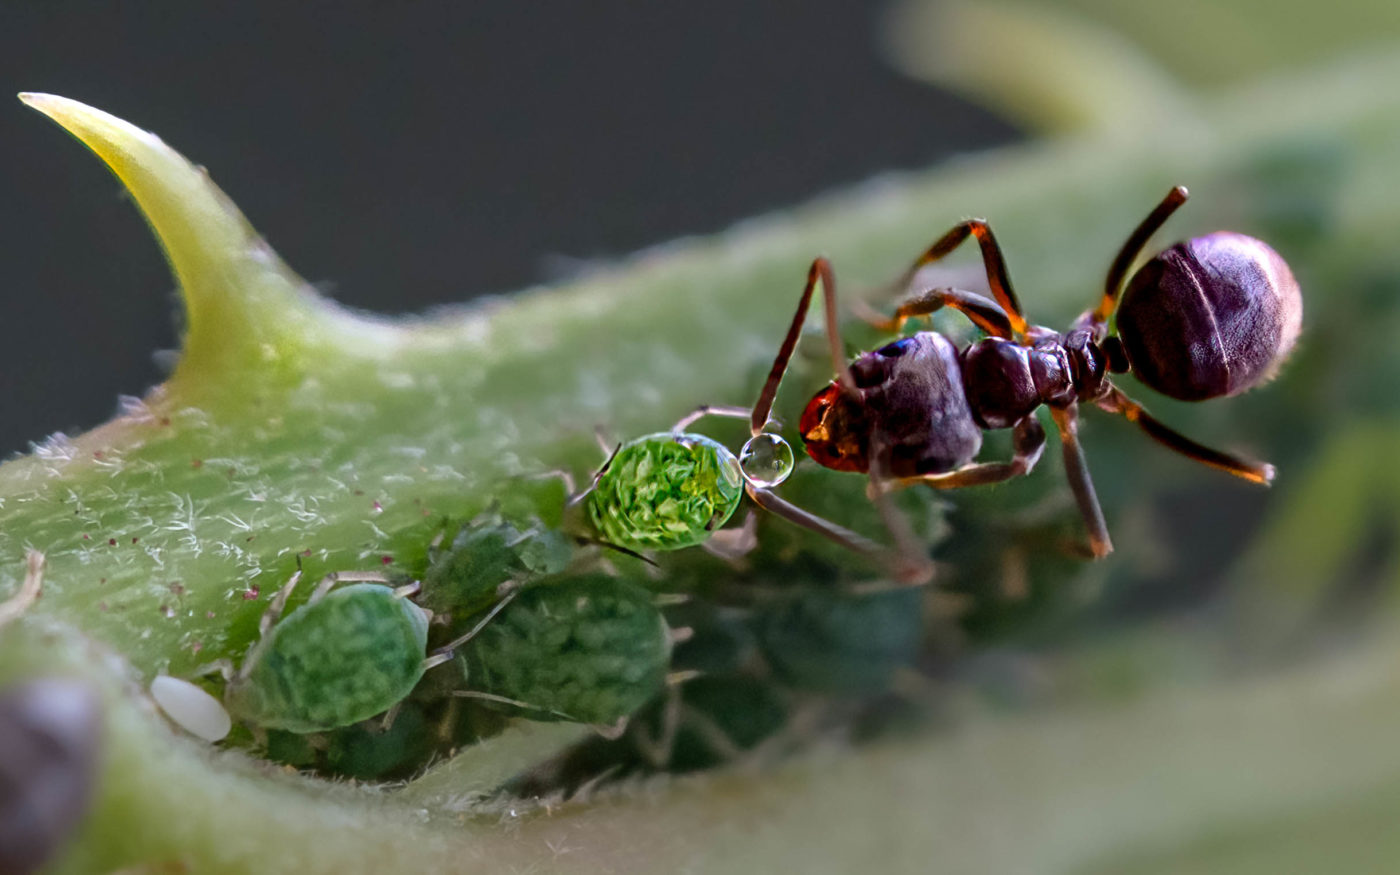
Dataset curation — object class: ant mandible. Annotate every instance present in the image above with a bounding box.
[758,186,1302,558]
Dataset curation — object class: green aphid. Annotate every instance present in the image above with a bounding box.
[224,571,448,734]
[453,575,674,728]
[756,587,924,693]
[587,432,747,553]
[421,518,575,615]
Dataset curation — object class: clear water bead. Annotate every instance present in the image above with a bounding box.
[739,433,795,488]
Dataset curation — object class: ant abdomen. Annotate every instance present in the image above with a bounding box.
[1115,232,1302,401]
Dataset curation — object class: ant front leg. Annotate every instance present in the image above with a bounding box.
[1083,185,1189,333]
[745,485,932,586]
[1097,385,1275,484]
[753,257,858,433]
[855,286,1015,340]
[1049,404,1113,558]
[892,221,1030,340]
[884,416,1047,491]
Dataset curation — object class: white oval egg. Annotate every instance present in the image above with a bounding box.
[150,675,231,742]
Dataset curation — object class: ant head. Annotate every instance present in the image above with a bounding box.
[798,383,870,473]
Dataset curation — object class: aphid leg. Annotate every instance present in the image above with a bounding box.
[432,589,521,657]
[0,550,45,628]
[853,287,1014,340]
[892,221,1030,339]
[592,716,630,740]
[1097,385,1275,484]
[259,569,304,638]
[188,658,236,682]
[593,426,615,456]
[633,684,683,769]
[753,257,858,434]
[1050,405,1113,558]
[525,467,578,497]
[379,701,403,733]
[883,416,1048,490]
[450,689,577,723]
[672,404,752,433]
[392,581,422,600]
[311,570,390,603]
[1088,186,1190,329]
[703,511,759,561]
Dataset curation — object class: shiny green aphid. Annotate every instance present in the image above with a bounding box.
[226,572,445,734]
[456,575,672,727]
[587,432,746,552]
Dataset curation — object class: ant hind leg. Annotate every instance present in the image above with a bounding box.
[1097,385,1274,484]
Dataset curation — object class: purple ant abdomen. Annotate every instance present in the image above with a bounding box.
[1115,232,1302,401]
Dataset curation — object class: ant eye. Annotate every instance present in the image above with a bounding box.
[877,337,915,358]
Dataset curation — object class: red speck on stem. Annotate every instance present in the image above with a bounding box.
[380,555,393,566]
[242,586,260,601]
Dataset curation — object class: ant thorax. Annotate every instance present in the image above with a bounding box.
[804,333,985,478]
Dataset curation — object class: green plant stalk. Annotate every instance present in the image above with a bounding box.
[6,34,1400,875]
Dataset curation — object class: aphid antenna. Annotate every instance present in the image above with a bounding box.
[671,404,752,434]
[651,592,690,607]
[576,536,659,567]
[449,689,578,724]
[0,549,45,628]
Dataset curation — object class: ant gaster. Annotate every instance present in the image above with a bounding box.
[756,186,1302,558]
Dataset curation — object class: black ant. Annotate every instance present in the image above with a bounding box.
[754,186,1302,558]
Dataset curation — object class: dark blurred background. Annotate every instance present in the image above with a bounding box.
[0,2,1016,457]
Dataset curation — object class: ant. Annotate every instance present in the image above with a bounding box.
[760,186,1302,557]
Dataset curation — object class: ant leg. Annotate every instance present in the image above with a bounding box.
[1097,386,1275,484]
[747,485,932,586]
[892,221,1030,339]
[672,404,753,433]
[0,550,44,628]
[854,287,1014,339]
[1050,405,1113,558]
[1087,186,1189,329]
[885,416,1047,490]
[752,257,857,435]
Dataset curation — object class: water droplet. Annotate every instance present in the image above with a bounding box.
[739,434,794,488]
